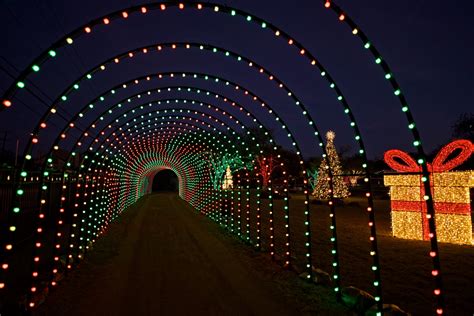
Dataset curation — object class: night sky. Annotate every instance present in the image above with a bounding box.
[0,0,472,160]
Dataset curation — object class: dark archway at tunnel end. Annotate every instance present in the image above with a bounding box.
[152,169,179,192]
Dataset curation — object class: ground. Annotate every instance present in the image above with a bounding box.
[35,193,348,316]
[252,194,474,315]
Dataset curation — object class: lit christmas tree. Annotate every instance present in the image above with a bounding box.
[222,165,233,190]
[312,131,350,199]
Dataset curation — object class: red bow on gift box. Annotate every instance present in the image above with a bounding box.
[383,139,473,240]
[384,139,473,173]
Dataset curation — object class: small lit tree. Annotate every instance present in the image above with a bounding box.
[222,165,233,190]
[312,131,350,199]
[207,152,248,190]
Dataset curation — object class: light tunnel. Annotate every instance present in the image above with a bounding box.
[1,1,464,314]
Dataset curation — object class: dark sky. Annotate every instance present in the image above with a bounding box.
[0,0,473,160]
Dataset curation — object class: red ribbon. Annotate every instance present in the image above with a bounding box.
[384,139,473,173]
[391,201,471,215]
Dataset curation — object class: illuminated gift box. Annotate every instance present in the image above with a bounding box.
[384,140,474,245]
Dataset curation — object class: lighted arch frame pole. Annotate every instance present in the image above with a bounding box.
[17,42,346,284]
[24,42,338,165]
[84,110,293,264]
[105,132,233,226]
[13,66,336,302]
[54,89,272,153]
[80,106,253,156]
[76,92,286,231]
[24,73,309,196]
[3,6,387,303]
[19,40,353,232]
[86,109,258,198]
[80,118,252,239]
[126,129,219,201]
[322,1,443,312]
[26,79,301,243]
[17,94,252,244]
[93,78,321,254]
[15,40,373,251]
[74,112,254,212]
[12,56,340,308]
[64,110,253,212]
[114,124,233,200]
[77,117,234,180]
[24,116,235,304]
[131,152,200,202]
[3,14,377,235]
[103,122,231,169]
[81,113,272,233]
[7,31,378,283]
[140,164,187,196]
[64,123,231,272]
[63,123,229,275]
[108,128,270,247]
[94,129,198,202]
[64,96,297,245]
[21,97,257,201]
[47,87,288,175]
[115,154,192,212]
[28,45,366,222]
[0,0,425,296]
[79,159,189,256]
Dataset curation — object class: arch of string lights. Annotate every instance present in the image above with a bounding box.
[0,1,446,314]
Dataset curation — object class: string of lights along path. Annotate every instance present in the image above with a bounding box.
[1,1,471,315]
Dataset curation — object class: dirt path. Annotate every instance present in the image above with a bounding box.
[35,193,347,316]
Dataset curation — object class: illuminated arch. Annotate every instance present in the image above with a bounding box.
[0,2,445,312]
[41,121,241,298]
[16,43,367,293]
[23,110,282,304]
